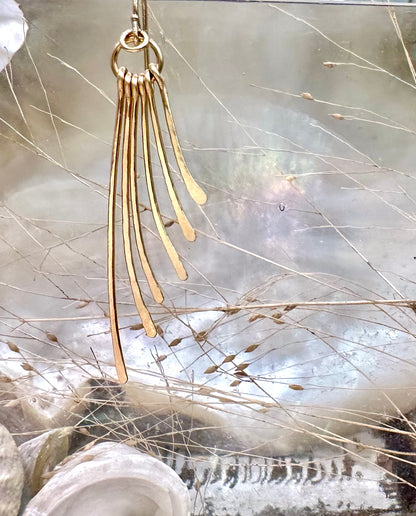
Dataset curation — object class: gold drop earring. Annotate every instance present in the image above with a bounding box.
[108,0,207,383]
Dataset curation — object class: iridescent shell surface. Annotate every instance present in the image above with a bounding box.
[0,423,24,516]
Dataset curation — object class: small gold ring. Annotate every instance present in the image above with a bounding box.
[119,29,149,52]
[111,35,164,77]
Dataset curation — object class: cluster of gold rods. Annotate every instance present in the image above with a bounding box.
[108,21,207,383]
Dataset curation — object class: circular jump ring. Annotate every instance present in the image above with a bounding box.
[119,29,149,52]
[111,33,164,77]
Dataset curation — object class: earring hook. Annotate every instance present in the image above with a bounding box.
[140,0,148,33]
[130,0,149,67]
[132,0,140,35]
[140,0,149,68]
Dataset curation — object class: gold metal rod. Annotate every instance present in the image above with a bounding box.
[132,0,140,34]
[130,74,164,304]
[108,67,128,384]
[140,0,149,68]
[149,63,207,206]
[122,72,157,337]
[144,71,196,242]
[138,73,188,281]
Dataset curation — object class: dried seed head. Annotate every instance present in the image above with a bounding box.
[249,313,265,323]
[195,330,208,342]
[155,354,167,363]
[60,456,73,466]
[7,342,19,353]
[271,312,284,324]
[204,365,219,375]
[218,397,234,404]
[79,454,95,464]
[230,380,241,387]
[222,354,236,364]
[301,92,314,100]
[236,363,249,371]
[46,332,58,342]
[226,306,241,315]
[323,61,335,68]
[330,113,344,120]
[284,304,297,312]
[169,338,183,347]
[289,384,304,391]
[82,440,96,451]
[244,344,259,353]
[124,438,138,447]
[198,387,212,395]
[21,363,34,372]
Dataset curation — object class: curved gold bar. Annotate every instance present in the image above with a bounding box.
[137,73,188,281]
[122,72,157,338]
[144,71,196,242]
[130,75,164,304]
[108,67,128,384]
[149,63,207,206]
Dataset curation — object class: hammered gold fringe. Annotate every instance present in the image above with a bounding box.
[108,58,206,383]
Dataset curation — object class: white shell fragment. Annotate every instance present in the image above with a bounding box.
[18,427,72,496]
[0,423,24,516]
[23,441,190,516]
[0,0,28,71]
